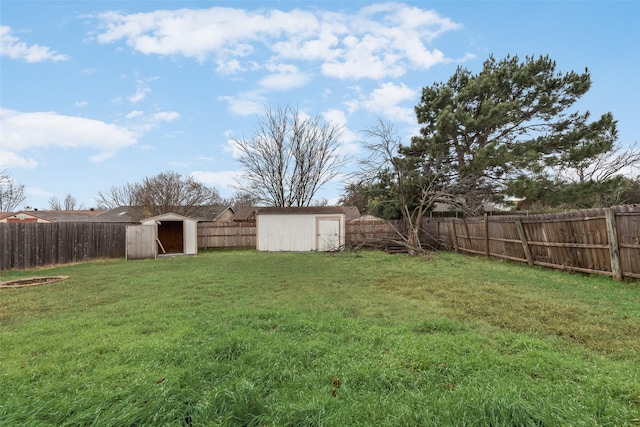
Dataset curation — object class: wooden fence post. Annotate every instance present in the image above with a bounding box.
[448,220,458,252]
[515,220,534,266]
[483,213,490,257]
[462,219,472,252]
[605,208,623,281]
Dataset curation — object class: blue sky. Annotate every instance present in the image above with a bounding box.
[1,1,638,210]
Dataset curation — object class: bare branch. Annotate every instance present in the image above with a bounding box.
[0,170,26,212]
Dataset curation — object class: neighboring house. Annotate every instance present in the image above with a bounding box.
[0,209,106,223]
[347,213,387,223]
[343,206,361,221]
[230,206,259,222]
[91,205,235,223]
[0,206,235,226]
[256,206,355,252]
[181,205,235,222]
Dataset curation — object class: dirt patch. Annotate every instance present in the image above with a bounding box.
[0,276,69,288]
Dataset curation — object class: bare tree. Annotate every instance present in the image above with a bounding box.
[0,170,26,212]
[224,190,261,207]
[232,105,347,207]
[358,119,459,255]
[553,141,640,183]
[96,182,140,209]
[96,171,222,216]
[49,194,84,210]
[136,171,222,216]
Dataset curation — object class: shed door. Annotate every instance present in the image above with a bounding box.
[157,221,184,253]
[126,225,157,260]
[316,217,340,251]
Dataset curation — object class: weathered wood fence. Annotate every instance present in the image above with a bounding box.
[2,206,639,281]
[441,205,640,281]
[0,222,127,271]
[197,222,256,249]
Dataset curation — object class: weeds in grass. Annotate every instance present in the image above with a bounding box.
[1,250,639,426]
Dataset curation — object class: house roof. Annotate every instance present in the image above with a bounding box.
[95,205,233,223]
[256,206,359,216]
[343,206,361,221]
[93,207,142,222]
[347,213,386,223]
[2,209,107,222]
[187,205,234,222]
[230,206,259,221]
[0,212,16,221]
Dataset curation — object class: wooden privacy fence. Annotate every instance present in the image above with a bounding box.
[3,206,638,280]
[197,222,256,249]
[0,222,127,271]
[443,205,640,281]
[345,218,402,243]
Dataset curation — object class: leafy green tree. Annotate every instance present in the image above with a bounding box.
[509,141,640,209]
[338,182,371,215]
[405,54,618,213]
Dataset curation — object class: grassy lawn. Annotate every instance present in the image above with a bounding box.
[1,249,639,426]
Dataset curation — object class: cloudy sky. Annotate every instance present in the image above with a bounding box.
[1,1,639,210]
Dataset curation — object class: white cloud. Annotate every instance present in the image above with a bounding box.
[0,108,137,163]
[128,86,151,103]
[92,3,461,80]
[0,149,39,169]
[322,108,360,155]
[258,65,310,91]
[75,101,89,108]
[190,170,240,194]
[123,109,180,133]
[218,93,265,116]
[153,111,180,122]
[0,25,69,62]
[222,130,244,159]
[216,58,245,75]
[348,82,417,123]
[126,110,145,119]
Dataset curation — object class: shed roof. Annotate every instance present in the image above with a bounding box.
[256,206,357,216]
[140,212,198,223]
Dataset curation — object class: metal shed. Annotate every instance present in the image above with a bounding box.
[126,212,198,260]
[256,207,346,252]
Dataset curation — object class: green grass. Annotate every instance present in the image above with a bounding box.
[1,250,639,426]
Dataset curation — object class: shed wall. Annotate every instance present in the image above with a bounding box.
[126,225,157,260]
[184,219,198,255]
[140,214,198,255]
[256,213,344,251]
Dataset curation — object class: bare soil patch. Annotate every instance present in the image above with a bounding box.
[0,276,69,288]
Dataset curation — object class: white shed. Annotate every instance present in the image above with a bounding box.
[126,212,198,260]
[256,207,346,252]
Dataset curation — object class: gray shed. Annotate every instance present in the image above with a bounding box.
[256,207,347,252]
[126,212,198,260]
